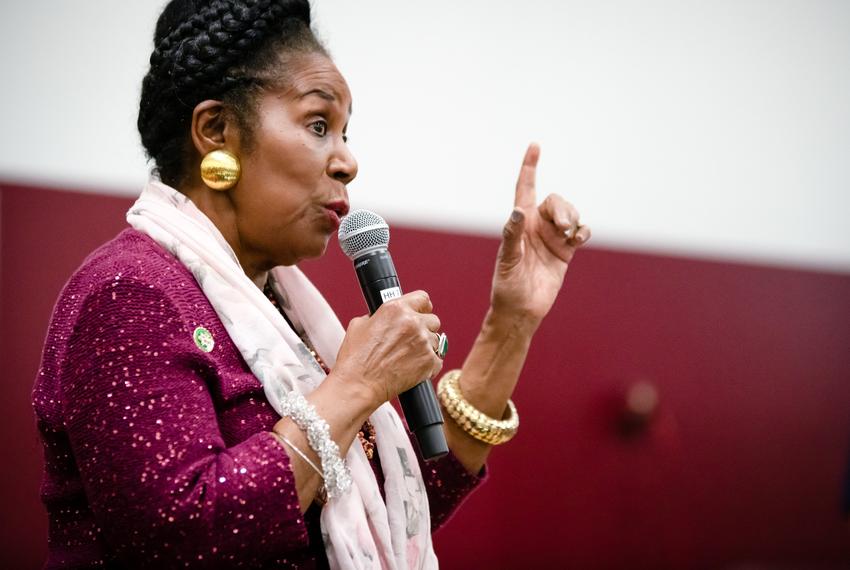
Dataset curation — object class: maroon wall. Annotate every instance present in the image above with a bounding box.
[2,182,849,569]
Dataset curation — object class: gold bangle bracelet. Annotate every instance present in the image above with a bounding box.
[436,369,519,445]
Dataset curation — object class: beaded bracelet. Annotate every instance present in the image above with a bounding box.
[279,391,352,499]
[437,369,519,445]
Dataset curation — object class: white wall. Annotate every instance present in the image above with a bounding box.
[2,0,848,272]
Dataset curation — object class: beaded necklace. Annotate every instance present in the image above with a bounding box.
[263,280,376,460]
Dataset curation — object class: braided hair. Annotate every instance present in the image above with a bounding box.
[138,0,326,186]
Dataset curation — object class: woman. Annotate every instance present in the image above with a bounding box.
[32,0,590,568]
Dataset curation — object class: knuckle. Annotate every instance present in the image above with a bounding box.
[416,290,431,306]
[385,300,404,316]
[402,312,418,331]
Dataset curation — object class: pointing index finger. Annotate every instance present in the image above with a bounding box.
[514,143,540,209]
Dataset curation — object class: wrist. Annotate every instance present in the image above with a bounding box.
[483,305,541,338]
[321,368,381,422]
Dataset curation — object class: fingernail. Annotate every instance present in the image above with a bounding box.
[511,209,524,223]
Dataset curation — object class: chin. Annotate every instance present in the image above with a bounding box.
[284,237,331,266]
[311,241,330,260]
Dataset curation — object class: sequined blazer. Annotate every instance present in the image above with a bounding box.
[32,228,484,569]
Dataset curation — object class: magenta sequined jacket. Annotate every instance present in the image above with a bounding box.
[32,229,484,569]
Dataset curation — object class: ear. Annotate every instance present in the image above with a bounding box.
[190,100,239,157]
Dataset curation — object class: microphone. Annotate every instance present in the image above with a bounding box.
[338,210,449,461]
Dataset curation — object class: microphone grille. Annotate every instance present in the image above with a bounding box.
[338,209,390,259]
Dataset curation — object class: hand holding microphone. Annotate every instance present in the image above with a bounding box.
[333,291,444,413]
[337,210,449,460]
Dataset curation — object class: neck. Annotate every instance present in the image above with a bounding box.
[178,180,268,290]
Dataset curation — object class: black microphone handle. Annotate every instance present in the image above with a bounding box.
[353,249,449,461]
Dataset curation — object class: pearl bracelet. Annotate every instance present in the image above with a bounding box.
[437,369,519,445]
[279,391,352,499]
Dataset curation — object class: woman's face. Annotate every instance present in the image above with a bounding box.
[231,52,357,269]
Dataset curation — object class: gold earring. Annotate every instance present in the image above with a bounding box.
[200,149,241,190]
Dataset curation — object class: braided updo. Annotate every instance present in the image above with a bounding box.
[138,0,326,186]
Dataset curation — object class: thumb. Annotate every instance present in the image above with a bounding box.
[499,208,526,266]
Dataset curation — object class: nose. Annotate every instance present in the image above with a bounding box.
[328,139,358,185]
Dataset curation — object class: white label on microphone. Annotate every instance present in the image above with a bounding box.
[380,287,402,303]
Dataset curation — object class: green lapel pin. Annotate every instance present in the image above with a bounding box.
[193,326,215,353]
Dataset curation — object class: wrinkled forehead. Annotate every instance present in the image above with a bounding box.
[280,53,353,114]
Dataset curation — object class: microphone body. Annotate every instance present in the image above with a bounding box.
[340,212,449,461]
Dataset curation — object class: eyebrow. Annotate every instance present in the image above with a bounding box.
[298,88,335,102]
[297,88,353,114]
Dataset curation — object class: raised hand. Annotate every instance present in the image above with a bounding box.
[490,143,591,323]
